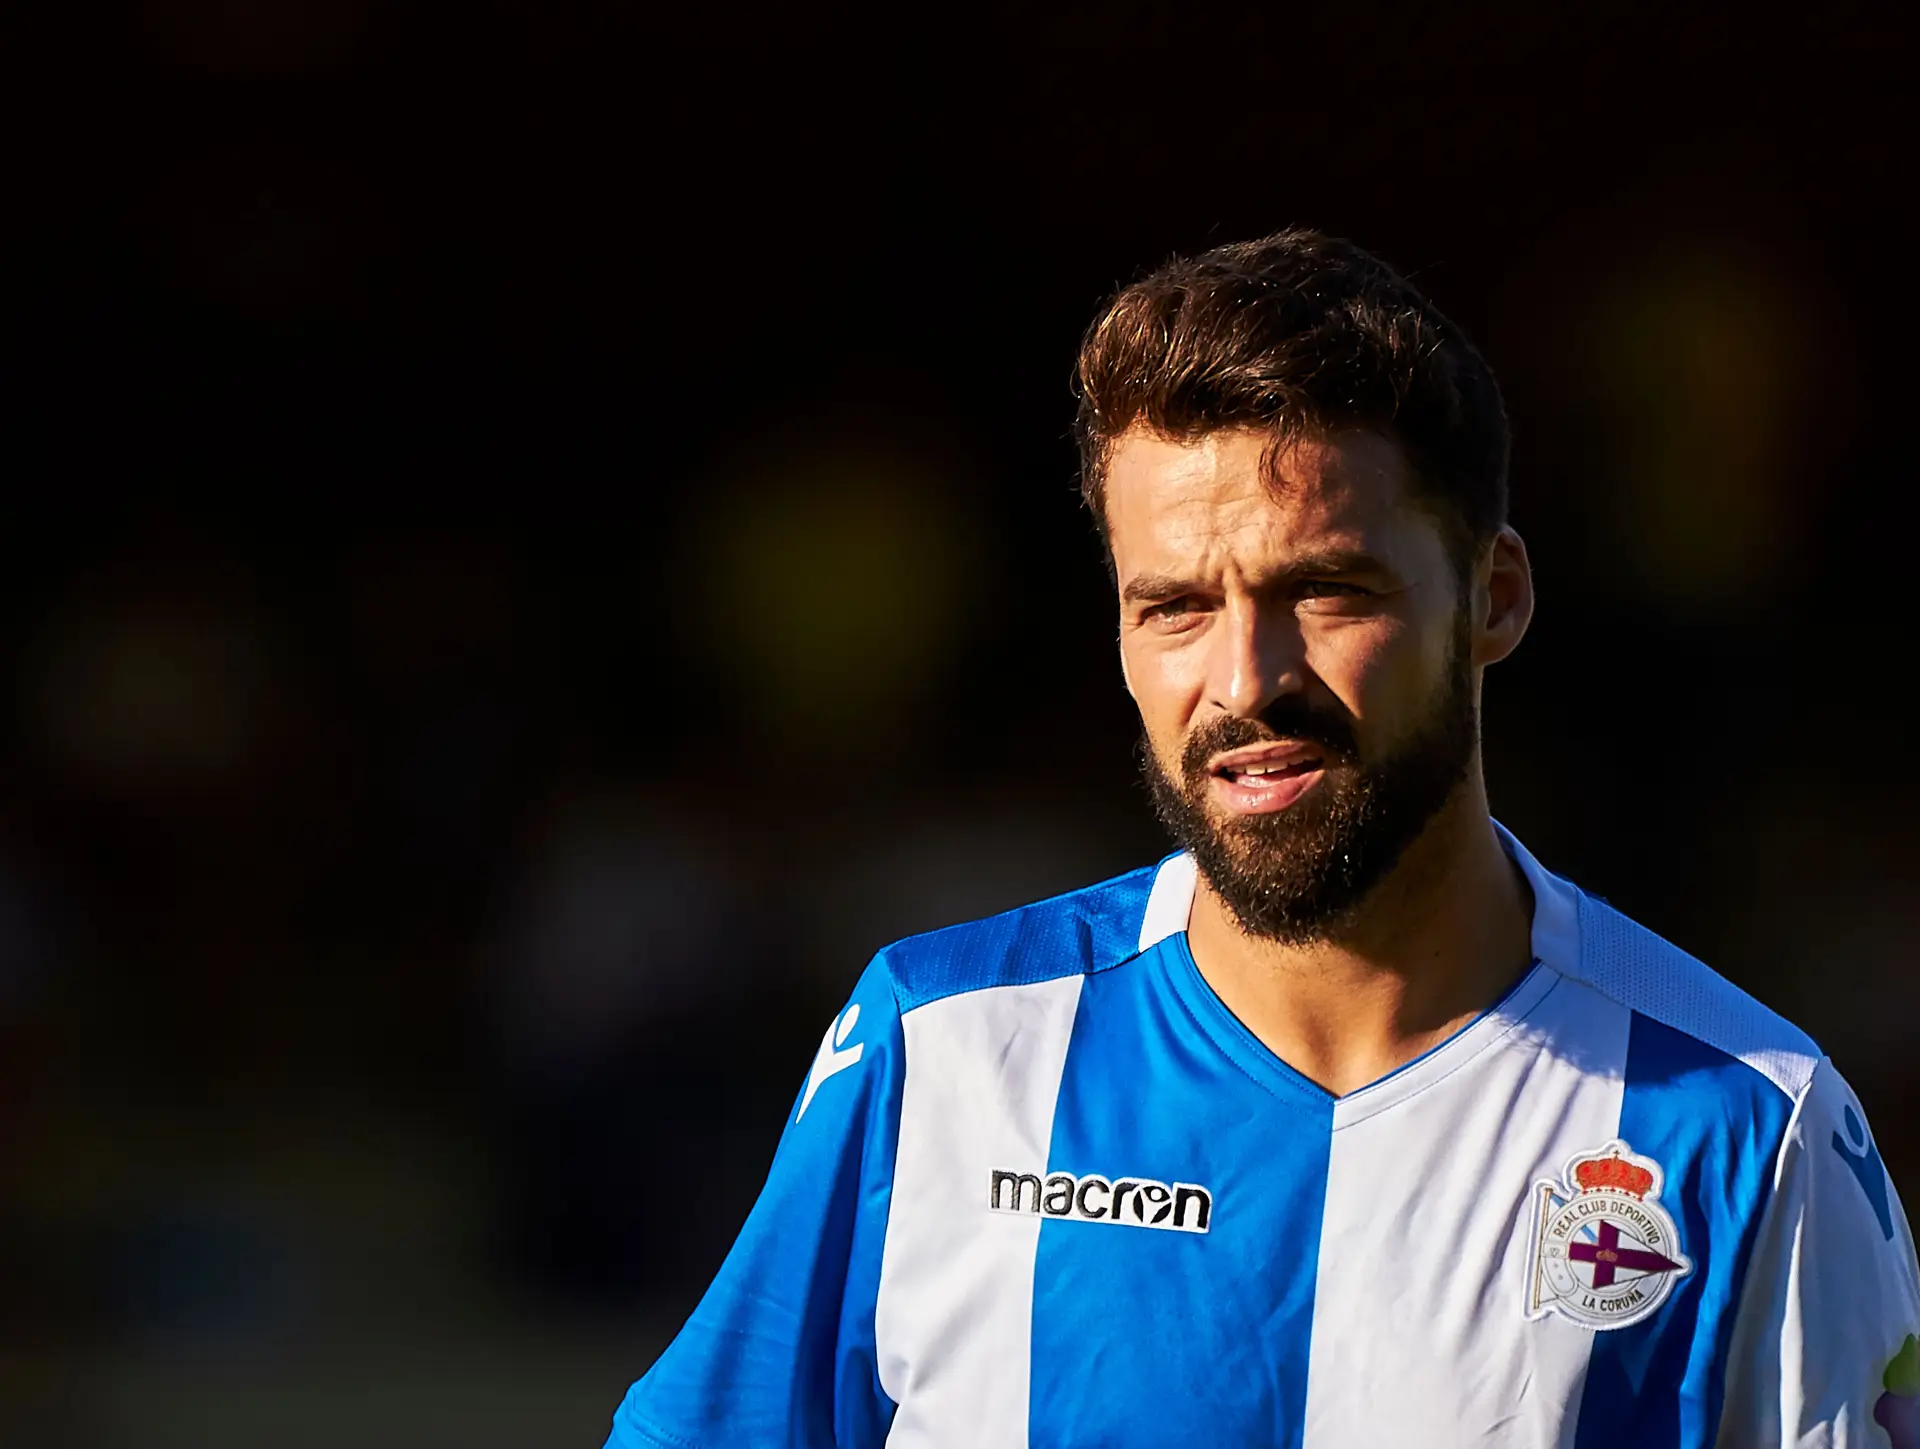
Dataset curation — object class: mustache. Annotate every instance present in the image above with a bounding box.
[1178,696,1361,781]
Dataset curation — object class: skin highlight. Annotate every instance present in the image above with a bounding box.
[1108,426,1537,1097]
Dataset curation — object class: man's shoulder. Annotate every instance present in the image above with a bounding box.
[1504,825,1825,1105]
[1559,885,1824,1103]
[873,857,1183,1016]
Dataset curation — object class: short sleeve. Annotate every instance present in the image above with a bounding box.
[606,954,905,1449]
[1718,1058,1920,1447]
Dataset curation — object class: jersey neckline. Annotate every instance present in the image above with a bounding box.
[1156,929,1559,1122]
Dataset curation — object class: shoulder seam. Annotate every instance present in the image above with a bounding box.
[877,946,904,1021]
[1770,1057,1825,1193]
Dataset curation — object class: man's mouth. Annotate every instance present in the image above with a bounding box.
[1208,744,1329,815]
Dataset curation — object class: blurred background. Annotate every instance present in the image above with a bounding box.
[3,8,1913,1445]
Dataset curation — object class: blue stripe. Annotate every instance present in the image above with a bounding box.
[1574,1012,1793,1449]
[1027,941,1333,1447]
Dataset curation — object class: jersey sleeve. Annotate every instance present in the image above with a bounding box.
[1718,1057,1920,1448]
[605,953,905,1449]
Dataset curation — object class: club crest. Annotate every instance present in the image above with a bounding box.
[1525,1140,1692,1331]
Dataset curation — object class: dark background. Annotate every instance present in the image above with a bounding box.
[4,10,1914,1445]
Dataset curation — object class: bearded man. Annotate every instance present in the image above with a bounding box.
[603,231,1919,1449]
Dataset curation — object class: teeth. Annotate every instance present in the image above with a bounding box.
[1241,761,1307,777]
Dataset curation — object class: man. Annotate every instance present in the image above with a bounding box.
[604,232,1920,1447]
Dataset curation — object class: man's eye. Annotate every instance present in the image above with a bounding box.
[1298,580,1368,600]
[1143,597,1199,620]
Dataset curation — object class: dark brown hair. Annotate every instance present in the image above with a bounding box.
[1074,229,1509,575]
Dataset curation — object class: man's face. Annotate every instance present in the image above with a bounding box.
[1108,427,1480,942]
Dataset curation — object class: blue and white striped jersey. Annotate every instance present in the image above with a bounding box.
[605,827,1920,1448]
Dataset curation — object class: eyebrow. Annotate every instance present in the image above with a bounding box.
[1120,550,1391,605]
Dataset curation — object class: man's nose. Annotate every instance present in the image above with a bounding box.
[1206,596,1305,718]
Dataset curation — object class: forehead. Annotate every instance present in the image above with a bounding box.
[1103,426,1433,577]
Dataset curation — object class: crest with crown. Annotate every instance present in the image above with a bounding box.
[1571,1146,1657,1199]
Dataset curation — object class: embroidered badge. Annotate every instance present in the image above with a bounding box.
[1877,1333,1920,1449]
[1525,1140,1692,1331]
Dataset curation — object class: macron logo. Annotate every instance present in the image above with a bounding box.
[795,1004,864,1122]
[988,1168,1213,1233]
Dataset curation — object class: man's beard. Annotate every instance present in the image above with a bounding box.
[1141,615,1478,945]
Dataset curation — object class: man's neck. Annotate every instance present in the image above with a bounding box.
[1182,776,1535,1098]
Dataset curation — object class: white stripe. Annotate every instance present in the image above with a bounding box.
[876,975,1085,1449]
[1137,853,1197,954]
[1303,971,1630,1448]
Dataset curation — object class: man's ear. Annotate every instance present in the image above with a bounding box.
[1475,526,1534,668]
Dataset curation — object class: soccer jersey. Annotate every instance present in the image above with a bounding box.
[604,826,1920,1448]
